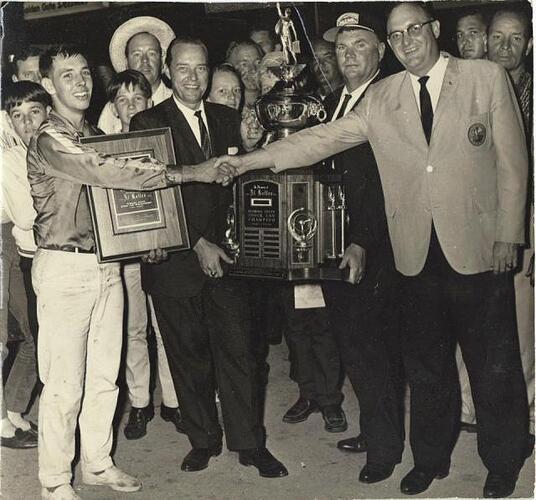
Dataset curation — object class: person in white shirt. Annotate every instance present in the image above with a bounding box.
[97,16,175,134]
[99,46,183,439]
[1,81,51,448]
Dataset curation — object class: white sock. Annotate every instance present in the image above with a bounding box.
[1,417,17,438]
[7,411,31,431]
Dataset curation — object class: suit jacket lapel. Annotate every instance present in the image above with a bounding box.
[432,56,460,138]
[163,98,206,164]
[204,102,222,157]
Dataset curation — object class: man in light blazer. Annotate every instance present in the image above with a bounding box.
[216,3,530,498]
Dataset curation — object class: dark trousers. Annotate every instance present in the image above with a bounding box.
[324,268,405,466]
[151,279,264,451]
[400,227,530,474]
[281,285,343,408]
[20,256,38,344]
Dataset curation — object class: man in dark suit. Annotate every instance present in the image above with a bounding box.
[319,12,405,485]
[130,36,287,478]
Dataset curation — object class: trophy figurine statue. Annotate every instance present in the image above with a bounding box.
[255,3,327,144]
[287,208,318,262]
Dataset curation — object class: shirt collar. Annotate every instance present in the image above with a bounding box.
[47,110,92,137]
[173,96,206,120]
[408,52,449,87]
[342,69,380,100]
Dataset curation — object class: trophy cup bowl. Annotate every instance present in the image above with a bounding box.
[255,64,327,142]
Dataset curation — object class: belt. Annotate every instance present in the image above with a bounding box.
[41,246,95,254]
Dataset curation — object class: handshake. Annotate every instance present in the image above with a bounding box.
[193,154,246,186]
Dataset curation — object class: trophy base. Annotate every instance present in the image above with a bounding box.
[227,265,348,282]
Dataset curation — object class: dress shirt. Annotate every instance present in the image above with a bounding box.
[172,96,210,149]
[409,52,449,113]
[331,70,380,121]
[97,80,172,134]
[1,144,38,256]
[27,110,174,251]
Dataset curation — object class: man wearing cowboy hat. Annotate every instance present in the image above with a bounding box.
[98,16,182,443]
[98,16,174,134]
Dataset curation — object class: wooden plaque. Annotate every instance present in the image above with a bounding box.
[82,128,190,262]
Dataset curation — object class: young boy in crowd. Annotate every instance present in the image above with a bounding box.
[107,69,152,133]
[106,69,185,441]
[1,81,50,449]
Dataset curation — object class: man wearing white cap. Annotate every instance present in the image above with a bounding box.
[217,2,531,496]
[100,17,182,442]
[319,11,405,484]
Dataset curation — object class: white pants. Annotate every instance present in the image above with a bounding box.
[123,263,177,408]
[33,250,123,488]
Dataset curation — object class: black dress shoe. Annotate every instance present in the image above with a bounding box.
[337,434,367,453]
[1,428,38,449]
[160,404,186,434]
[483,472,518,498]
[282,398,319,423]
[239,448,288,478]
[400,466,449,495]
[359,463,396,484]
[321,405,347,433]
[181,446,222,472]
[124,405,154,440]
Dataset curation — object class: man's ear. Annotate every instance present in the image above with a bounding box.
[111,102,119,118]
[147,97,153,109]
[431,20,441,39]
[378,42,386,62]
[45,105,52,117]
[41,77,56,96]
[526,37,533,57]
[12,74,19,83]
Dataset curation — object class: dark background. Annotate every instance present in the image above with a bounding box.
[1,1,531,123]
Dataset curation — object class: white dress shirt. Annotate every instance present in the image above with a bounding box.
[409,52,449,114]
[331,70,380,121]
[172,96,210,149]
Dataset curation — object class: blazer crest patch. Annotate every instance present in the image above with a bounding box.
[467,122,486,146]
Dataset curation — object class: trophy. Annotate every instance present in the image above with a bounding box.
[229,4,346,281]
[255,3,327,144]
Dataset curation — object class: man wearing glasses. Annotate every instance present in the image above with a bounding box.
[216,2,530,497]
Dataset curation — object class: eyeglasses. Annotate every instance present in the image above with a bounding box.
[387,20,435,43]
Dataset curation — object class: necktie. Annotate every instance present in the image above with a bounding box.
[334,93,352,121]
[418,76,433,144]
[194,110,212,159]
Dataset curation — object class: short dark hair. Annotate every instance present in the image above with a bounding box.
[106,69,152,103]
[11,45,43,66]
[225,40,264,63]
[490,8,532,39]
[387,2,436,23]
[456,10,488,30]
[124,31,163,58]
[165,36,208,68]
[2,81,52,113]
[10,46,43,79]
[39,45,88,79]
